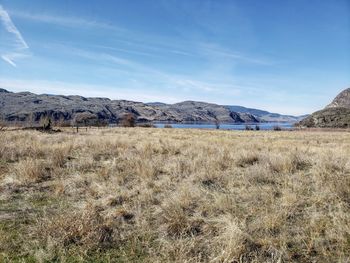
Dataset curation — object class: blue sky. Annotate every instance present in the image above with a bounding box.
[0,0,349,115]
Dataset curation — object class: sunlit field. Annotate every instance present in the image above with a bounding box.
[0,128,349,262]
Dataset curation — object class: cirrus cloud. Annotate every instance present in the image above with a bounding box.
[0,4,29,67]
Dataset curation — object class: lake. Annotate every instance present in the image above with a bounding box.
[154,122,295,130]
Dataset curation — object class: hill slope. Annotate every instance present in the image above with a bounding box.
[326,88,350,109]
[224,105,306,122]
[0,89,261,124]
[152,101,259,123]
[0,89,304,125]
[298,88,350,128]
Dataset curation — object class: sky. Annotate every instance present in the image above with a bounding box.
[0,0,349,115]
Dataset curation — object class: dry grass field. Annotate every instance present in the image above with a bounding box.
[0,127,349,262]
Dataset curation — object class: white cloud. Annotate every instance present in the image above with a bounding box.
[0,5,29,67]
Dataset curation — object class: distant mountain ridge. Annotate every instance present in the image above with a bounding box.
[298,88,350,128]
[148,100,260,123]
[224,105,306,122]
[148,103,305,122]
[0,88,303,125]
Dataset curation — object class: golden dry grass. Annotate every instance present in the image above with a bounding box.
[0,127,349,262]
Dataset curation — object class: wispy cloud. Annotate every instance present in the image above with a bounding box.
[0,4,29,67]
[92,44,158,57]
[1,53,29,67]
[1,55,16,67]
[0,78,185,103]
[198,42,274,65]
[66,46,134,67]
[8,8,271,69]
[10,10,123,31]
[39,43,245,98]
[173,78,241,94]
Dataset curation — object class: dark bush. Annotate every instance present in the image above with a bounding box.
[273,125,282,131]
[245,125,253,130]
[121,113,136,127]
[138,123,155,128]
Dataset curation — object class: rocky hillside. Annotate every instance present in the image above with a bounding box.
[298,88,350,128]
[224,105,306,122]
[326,88,350,109]
[152,101,259,123]
[0,89,262,125]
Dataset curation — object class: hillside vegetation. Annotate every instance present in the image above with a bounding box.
[299,107,350,128]
[0,128,349,262]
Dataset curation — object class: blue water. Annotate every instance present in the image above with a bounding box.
[154,122,295,130]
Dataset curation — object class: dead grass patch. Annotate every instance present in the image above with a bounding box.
[0,128,349,262]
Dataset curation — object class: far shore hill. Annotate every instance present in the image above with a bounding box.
[0,88,306,125]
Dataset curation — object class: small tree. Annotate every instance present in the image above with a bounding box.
[121,113,135,127]
[39,115,52,130]
[74,112,98,127]
[27,112,34,128]
[255,125,260,131]
[214,119,220,129]
[56,115,68,127]
[72,112,99,132]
